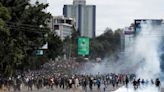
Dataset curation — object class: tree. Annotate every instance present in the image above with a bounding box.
[90,28,124,59]
[113,29,123,51]
[0,3,12,76]
[0,0,52,76]
[45,32,63,60]
[0,2,10,34]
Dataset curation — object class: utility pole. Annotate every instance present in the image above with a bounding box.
[68,35,72,63]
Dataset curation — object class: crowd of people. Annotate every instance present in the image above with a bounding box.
[132,78,161,90]
[0,59,162,92]
[0,73,134,92]
[0,73,162,92]
[40,59,85,75]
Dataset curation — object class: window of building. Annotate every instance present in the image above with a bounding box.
[54,25,59,30]
[57,19,64,23]
[54,19,57,23]
[66,19,72,25]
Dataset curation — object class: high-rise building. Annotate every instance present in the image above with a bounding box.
[63,0,96,38]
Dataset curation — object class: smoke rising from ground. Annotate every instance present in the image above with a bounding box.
[134,21,162,79]
[79,20,164,91]
[114,85,160,92]
[81,21,163,78]
[114,20,164,92]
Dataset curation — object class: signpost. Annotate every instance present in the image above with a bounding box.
[35,43,48,56]
[78,37,89,56]
[36,50,43,56]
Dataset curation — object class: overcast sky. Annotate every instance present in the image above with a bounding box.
[46,0,164,35]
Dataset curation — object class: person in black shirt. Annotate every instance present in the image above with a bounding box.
[89,77,93,91]
[155,78,160,87]
[133,79,137,90]
[125,76,129,88]
[0,78,2,89]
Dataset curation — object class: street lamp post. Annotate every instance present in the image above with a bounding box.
[69,35,72,63]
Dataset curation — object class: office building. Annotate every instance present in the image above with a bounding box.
[134,19,163,34]
[48,16,76,40]
[63,0,96,38]
[124,27,135,52]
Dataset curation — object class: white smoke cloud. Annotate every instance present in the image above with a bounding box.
[79,20,164,91]
[81,20,163,77]
[113,21,163,92]
[134,21,162,79]
[114,85,160,92]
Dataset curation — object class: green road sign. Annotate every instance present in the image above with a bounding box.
[78,38,89,55]
[36,50,43,56]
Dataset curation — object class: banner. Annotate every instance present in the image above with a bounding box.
[78,38,89,55]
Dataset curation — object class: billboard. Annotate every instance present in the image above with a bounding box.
[134,19,163,34]
[78,38,89,55]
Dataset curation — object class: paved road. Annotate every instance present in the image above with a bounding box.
[1,84,122,92]
[1,85,164,92]
[161,88,164,92]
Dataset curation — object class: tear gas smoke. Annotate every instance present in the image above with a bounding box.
[114,85,160,92]
[80,21,163,77]
[134,21,162,79]
[79,20,164,92]
[113,20,164,92]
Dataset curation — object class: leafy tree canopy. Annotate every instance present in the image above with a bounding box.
[0,0,62,76]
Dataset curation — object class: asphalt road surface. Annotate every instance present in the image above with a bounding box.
[1,84,122,92]
[1,85,164,92]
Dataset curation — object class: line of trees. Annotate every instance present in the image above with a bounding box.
[66,27,124,60]
[0,0,62,76]
[0,0,124,76]
[90,28,124,59]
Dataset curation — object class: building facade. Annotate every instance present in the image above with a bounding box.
[48,16,75,40]
[123,19,164,53]
[124,27,135,52]
[134,19,163,34]
[63,0,96,38]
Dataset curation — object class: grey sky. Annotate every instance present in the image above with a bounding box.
[46,0,164,35]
